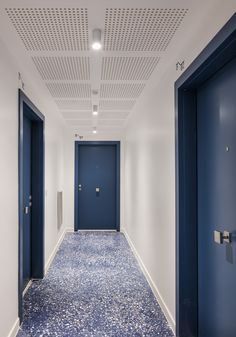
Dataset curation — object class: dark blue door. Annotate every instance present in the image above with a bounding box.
[197,57,236,336]
[23,114,32,289]
[78,145,117,230]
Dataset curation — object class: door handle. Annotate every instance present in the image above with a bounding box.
[214,230,231,244]
[24,206,29,215]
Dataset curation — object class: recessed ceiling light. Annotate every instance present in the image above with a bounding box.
[92,29,102,50]
[92,105,98,116]
[92,127,97,134]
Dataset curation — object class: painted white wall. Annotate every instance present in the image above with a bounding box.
[0,38,66,337]
[63,131,125,231]
[124,2,236,331]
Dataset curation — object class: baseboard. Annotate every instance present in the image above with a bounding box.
[45,227,68,273]
[7,318,20,337]
[23,280,32,297]
[66,227,75,232]
[122,230,176,335]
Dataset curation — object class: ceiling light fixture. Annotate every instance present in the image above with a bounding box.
[92,29,102,50]
[92,127,97,134]
[92,105,98,116]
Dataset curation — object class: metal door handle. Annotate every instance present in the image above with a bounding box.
[24,206,29,214]
[214,230,231,244]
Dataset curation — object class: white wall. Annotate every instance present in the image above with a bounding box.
[124,2,236,331]
[0,38,66,337]
[64,131,125,231]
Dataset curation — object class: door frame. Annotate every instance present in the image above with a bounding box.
[175,14,236,337]
[74,141,120,231]
[18,89,45,321]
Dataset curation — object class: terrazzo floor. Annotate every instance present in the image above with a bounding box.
[17,231,174,337]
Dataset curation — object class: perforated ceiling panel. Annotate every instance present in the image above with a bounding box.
[101,57,160,80]
[98,119,125,127]
[4,4,190,133]
[99,100,135,111]
[5,8,89,51]
[100,83,145,98]
[46,83,91,98]
[55,100,92,111]
[62,111,93,119]
[62,111,130,120]
[104,8,188,51]
[32,56,90,80]
[66,120,93,126]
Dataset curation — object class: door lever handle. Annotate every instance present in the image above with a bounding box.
[24,206,29,215]
[214,230,231,244]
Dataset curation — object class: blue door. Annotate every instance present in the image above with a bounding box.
[197,57,236,336]
[23,114,32,289]
[77,144,117,230]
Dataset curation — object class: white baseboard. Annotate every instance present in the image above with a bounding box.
[45,227,68,274]
[66,227,75,232]
[23,280,32,297]
[7,318,19,337]
[122,230,176,335]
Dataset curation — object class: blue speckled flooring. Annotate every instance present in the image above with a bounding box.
[17,232,174,337]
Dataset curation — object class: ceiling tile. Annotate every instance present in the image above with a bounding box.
[46,83,91,98]
[32,56,90,80]
[100,83,145,99]
[98,119,125,127]
[5,8,89,51]
[99,100,136,110]
[55,100,92,110]
[104,8,188,51]
[66,119,93,126]
[101,56,160,80]
[98,111,130,119]
[62,111,129,120]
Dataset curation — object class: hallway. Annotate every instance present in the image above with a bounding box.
[1,1,236,336]
[17,232,173,337]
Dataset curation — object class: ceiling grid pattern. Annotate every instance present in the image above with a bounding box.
[101,57,160,80]
[5,5,189,133]
[55,100,92,110]
[100,83,146,99]
[104,8,188,51]
[5,8,89,51]
[32,56,90,80]
[46,83,91,98]
[99,100,136,111]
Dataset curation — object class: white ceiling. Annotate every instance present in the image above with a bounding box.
[0,0,222,135]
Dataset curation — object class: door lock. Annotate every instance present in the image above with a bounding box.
[214,230,232,244]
